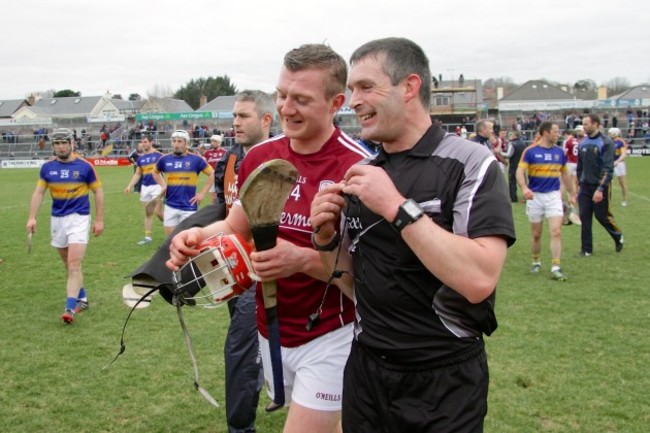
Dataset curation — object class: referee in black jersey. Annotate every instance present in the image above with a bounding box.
[311,38,516,433]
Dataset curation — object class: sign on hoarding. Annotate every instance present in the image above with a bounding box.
[0,118,53,126]
[1,159,47,168]
[499,98,650,112]
[87,115,126,123]
[136,112,219,122]
[85,157,132,166]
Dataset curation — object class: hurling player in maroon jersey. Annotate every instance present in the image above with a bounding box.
[168,44,372,433]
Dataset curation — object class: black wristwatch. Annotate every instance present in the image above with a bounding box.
[391,199,424,233]
[311,231,341,252]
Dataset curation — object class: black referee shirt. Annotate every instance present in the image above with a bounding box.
[345,124,516,364]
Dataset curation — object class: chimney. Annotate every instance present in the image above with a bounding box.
[497,87,504,100]
[27,94,36,105]
[598,86,608,100]
[199,95,208,108]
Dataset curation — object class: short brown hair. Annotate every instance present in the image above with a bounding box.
[350,38,431,107]
[283,44,347,99]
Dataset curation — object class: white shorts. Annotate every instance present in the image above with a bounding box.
[51,213,91,248]
[566,162,577,177]
[526,190,563,223]
[140,184,163,203]
[163,205,195,227]
[614,161,627,177]
[259,322,353,411]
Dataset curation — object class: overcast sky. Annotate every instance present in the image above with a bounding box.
[2,0,647,101]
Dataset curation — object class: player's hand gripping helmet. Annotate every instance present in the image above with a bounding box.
[172,233,254,307]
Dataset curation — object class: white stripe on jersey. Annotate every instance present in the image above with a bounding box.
[463,154,496,230]
[247,134,286,152]
[337,131,373,158]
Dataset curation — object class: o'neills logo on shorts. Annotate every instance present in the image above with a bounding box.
[315,392,341,401]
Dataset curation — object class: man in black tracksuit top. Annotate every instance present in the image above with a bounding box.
[503,131,528,202]
[576,113,623,255]
[472,119,495,152]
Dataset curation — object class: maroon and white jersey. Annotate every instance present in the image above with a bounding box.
[204,147,227,169]
[494,137,507,164]
[236,128,372,347]
[563,137,579,164]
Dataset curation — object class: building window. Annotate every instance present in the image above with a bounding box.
[434,96,450,106]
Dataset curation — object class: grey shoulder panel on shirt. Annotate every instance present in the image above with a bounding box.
[434,134,500,238]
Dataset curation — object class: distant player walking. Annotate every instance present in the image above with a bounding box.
[153,130,214,235]
[609,127,629,207]
[204,134,227,202]
[124,134,164,245]
[517,121,574,280]
[27,128,104,324]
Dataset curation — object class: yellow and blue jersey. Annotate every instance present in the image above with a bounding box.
[137,151,163,186]
[37,158,102,217]
[614,138,626,160]
[155,153,213,211]
[518,144,567,193]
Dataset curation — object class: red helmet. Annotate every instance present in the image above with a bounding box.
[173,233,254,306]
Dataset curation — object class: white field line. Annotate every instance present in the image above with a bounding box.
[611,184,650,202]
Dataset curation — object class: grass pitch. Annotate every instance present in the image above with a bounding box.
[1,159,649,432]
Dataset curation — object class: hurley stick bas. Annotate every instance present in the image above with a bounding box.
[27,230,33,254]
[238,159,298,412]
[145,188,166,220]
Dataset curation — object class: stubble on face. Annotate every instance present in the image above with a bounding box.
[348,55,404,145]
[172,139,187,156]
[233,101,266,147]
[582,120,597,137]
[53,142,73,160]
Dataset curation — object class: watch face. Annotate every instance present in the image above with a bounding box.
[403,199,422,218]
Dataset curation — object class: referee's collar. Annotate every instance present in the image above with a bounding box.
[374,123,446,164]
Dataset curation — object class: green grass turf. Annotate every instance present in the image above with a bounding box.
[0,159,648,432]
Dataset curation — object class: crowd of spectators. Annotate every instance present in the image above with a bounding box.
[2,107,650,160]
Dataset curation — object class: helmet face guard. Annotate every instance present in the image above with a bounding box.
[172,233,254,307]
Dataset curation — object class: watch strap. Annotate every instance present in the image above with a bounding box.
[391,199,424,233]
[311,231,341,252]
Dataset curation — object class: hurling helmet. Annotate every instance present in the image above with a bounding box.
[51,128,74,142]
[608,127,621,138]
[171,129,191,144]
[172,233,254,307]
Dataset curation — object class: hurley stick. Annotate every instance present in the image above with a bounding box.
[238,159,298,412]
[146,188,166,215]
[27,230,33,254]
